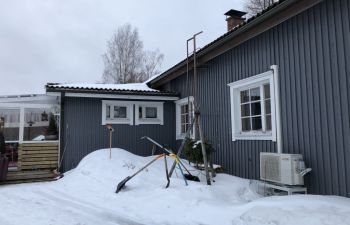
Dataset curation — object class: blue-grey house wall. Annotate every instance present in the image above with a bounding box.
[159,0,350,197]
[60,97,176,171]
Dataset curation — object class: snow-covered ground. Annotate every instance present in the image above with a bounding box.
[0,148,349,225]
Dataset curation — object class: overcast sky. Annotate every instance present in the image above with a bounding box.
[0,0,243,95]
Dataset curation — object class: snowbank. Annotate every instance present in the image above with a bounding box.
[0,148,349,225]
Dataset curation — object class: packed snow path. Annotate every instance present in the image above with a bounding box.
[0,149,349,225]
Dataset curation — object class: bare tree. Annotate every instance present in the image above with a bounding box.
[245,0,278,16]
[102,24,164,84]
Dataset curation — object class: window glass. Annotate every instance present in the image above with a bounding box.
[241,104,250,117]
[24,108,58,141]
[113,106,127,118]
[250,87,261,101]
[251,102,261,116]
[145,107,157,118]
[0,110,20,167]
[139,107,142,119]
[180,104,190,134]
[240,84,270,133]
[240,90,249,103]
[265,100,271,115]
[241,118,251,131]
[0,108,20,141]
[252,116,262,130]
[106,105,111,119]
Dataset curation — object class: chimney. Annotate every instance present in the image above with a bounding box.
[224,9,247,31]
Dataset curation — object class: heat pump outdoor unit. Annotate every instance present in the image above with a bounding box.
[260,152,304,186]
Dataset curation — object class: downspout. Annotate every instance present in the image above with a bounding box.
[271,65,282,154]
[59,91,65,172]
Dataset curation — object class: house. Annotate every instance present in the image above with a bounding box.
[145,0,350,197]
[4,0,344,197]
[45,83,179,171]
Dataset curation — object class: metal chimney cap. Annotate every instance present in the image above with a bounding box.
[224,9,247,18]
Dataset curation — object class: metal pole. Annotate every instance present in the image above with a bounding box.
[186,40,192,134]
[197,113,211,185]
[271,65,282,154]
[109,129,112,159]
[191,31,202,114]
[191,31,210,185]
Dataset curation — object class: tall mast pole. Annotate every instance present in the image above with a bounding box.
[192,32,210,185]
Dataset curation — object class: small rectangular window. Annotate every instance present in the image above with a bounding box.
[102,101,133,125]
[175,97,194,140]
[134,102,163,125]
[113,106,127,118]
[145,107,157,118]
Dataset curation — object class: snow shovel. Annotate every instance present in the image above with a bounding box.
[142,136,200,182]
[116,154,165,193]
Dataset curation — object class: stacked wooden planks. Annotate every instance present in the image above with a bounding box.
[5,170,56,184]
[1,142,59,184]
[18,142,59,170]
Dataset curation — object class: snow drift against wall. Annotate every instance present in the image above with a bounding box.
[0,148,349,225]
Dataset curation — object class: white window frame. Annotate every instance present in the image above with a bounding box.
[101,100,134,125]
[0,103,60,143]
[134,102,164,125]
[228,70,277,141]
[175,96,195,140]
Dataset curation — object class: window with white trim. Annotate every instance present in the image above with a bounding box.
[102,100,133,125]
[228,70,277,141]
[175,97,194,140]
[135,102,164,125]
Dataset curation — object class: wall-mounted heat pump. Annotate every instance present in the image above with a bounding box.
[260,152,306,186]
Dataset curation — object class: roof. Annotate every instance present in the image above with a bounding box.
[45,83,177,96]
[147,0,321,87]
[0,94,59,104]
[0,94,45,99]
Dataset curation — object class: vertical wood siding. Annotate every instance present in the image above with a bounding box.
[61,97,176,171]
[161,0,350,197]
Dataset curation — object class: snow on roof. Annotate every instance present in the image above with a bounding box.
[47,82,159,92]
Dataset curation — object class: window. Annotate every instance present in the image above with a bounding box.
[102,101,133,125]
[23,108,58,141]
[0,105,59,168]
[135,102,164,125]
[228,70,277,141]
[0,108,20,168]
[175,97,194,140]
[0,108,20,142]
[102,101,164,125]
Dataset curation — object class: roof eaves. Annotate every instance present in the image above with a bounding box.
[46,86,178,97]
